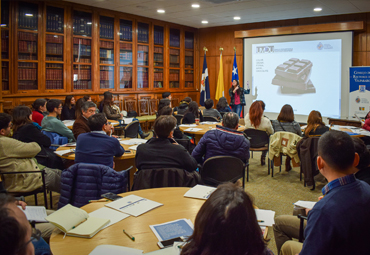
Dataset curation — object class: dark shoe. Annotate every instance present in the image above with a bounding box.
[140,132,150,139]
[261,157,266,166]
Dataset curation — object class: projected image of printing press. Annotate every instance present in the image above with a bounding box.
[272,58,316,94]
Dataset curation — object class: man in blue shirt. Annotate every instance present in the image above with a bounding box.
[75,113,124,168]
[279,130,370,255]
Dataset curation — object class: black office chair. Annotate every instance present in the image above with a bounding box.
[203,116,219,122]
[175,137,191,153]
[244,129,271,175]
[298,214,308,242]
[200,156,246,188]
[124,120,140,138]
[174,114,184,125]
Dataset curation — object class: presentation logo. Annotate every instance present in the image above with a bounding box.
[256,46,274,53]
[359,85,366,93]
[317,42,323,50]
[355,96,361,103]
[359,107,365,111]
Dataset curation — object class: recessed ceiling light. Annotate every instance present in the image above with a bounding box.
[25,13,33,17]
[157,9,165,13]
[201,20,208,24]
[192,4,200,8]
[87,22,92,25]
[234,16,241,20]
[314,7,322,12]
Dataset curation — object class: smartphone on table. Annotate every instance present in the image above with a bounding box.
[157,236,186,249]
[101,192,122,201]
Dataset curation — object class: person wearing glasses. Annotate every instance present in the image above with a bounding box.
[0,193,51,255]
[75,113,124,168]
[41,99,75,142]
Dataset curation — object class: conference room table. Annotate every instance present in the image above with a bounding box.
[62,119,120,130]
[179,122,245,144]
[49,187,205,255]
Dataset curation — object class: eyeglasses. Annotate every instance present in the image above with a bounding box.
[17,227,41,253]
[105,121,111,125]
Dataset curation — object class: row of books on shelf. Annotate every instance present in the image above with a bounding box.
[1,30,8,39]
[154,81,163,88]
[73,80,90,90]
[120,71,132,81]
[169,72,179,81]
[19,11,38,30]
[119,26,132,41]
[73,18,92,36]
[185,73,193,81]
[170,37,180,48]
[100,40,114,49]
[185,40,194,49]
[137,28,148,43]
[137,81,149,88]
[73,38,91,45]
[46,80,63,89]
[138,45,148,52]
[185,56,193,65]
[154,32,164,45]
[101,60,114,64]
[74,58,90,63]
[18,68,37,80]
[100,70,114,80]
[47,56,63,61]
[2,81,9,90]
[19,41,37,54]
[169,49,179,55]
[120,43,132,50]
[46,69,62,80]
[2,39,8,53]
[47,14,63,33]
[46,44,63,55]
[100,23,114,39]
[120,81,132,88]
[100,49,113,59]
[18,32,37,41]
[154,47,163,53]
[138,53,148,62]
[170,81,180,88]
[120,52,132,61]
[2,67,8,80]
[46,35,63,43]
[73,69,91,80]
[170,55,180,63]
[154,72,163,81]
[18,81,37,90]
[73,45,91,57]
[185,81,194,87]
[100,80,114,89]
[185,51,193,56]
[154,54,163,62]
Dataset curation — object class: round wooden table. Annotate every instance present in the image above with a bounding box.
[64,119,120,130]
[179,123,245,143]
[49,187,205,255]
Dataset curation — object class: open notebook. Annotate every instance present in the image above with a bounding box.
[45,204,110,238]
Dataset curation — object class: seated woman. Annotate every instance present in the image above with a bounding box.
[31,98,47,126]
[102,91,123,120]
[244,100,274,165]
[61,95,76,120]
[271,104,301,171]
[216,96,231,113]
[12,105,64,170]
[181,183,272,255]
[303,110,329,137]
[182,101,204,124]
[175,97,192,115]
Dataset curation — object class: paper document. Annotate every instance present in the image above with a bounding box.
[184,185,216,200]
[150,219,194,241]
[183,128,202,132]
[18,206,48,222]
[105,195,163,217]
[60,142,77,147]
[120,138,147,145]
[255,209,275,227]
[294,200,316,210]
[200,121,218,124]
[179,124,196,127]
[62,120,75,126]
[54,150,72,156]
[89,245,143,255]
[89,207,130,229]
[144,243,183,255]
[122,117,134,125]
[128,145,139,151]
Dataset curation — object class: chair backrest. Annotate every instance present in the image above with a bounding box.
[41,131,68,150]
[201,156,245,187]
[244,129,270,148]
[138,99,150,116]
[174,114,184,125]
[124,120,140,138]
[175,137,191,152]
[203,116,219,122]
[125,99,137,113]
[149,99,159,115]
[297,137,320,187]
[113,100,123,111]
[131,168,202,191]
[58,163,129,208]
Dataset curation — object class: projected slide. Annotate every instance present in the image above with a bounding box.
[251,39,342,118]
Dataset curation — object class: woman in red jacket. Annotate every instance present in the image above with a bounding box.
[31,98,47,126]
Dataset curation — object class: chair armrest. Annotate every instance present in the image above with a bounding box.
[297,214,308,242]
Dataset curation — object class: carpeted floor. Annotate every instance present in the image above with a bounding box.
[25,149,326,254]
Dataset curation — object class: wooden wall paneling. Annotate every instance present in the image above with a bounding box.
[353,52,367,66]
[137,94,154,100]
[187,92,199,103]
[366,13,370,52]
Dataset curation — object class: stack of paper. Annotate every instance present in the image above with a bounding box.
[128,145,139,151]
[88,207,130,229]
[120,138,147,145]
[105,195,163,217]
[62,120,75,127]
[179,124,196,128]
[150,219,194,241]
[18,206,48,222]
[293,200,316,210]
[183,128,202,132]
[255,209,275,226]
[184,185,216,200]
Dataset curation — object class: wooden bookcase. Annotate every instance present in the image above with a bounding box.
[1,1,199,108]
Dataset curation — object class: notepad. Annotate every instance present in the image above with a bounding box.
[45,204,110,238]
[183,128,202,132]
[88,207,130,229]
[150,218,194,241]
[120,138,147,145]
[184,185,216,200]
[18,206,48,222]
[293,200,316,210]
[89,245,143,255]
[255,209,275,227]
[105,195,163,217]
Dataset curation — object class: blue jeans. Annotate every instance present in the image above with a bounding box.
[231,104,243,117]
[32,237,51,255]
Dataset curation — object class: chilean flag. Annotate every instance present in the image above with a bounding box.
[231,52,239,85]
[200,54,210,106]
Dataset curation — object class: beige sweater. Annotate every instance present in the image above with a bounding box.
[244,113,274,135]
[268,132,302,163]
[0,136,43,192]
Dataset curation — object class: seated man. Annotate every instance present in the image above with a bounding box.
[135,115,198,172]
[203,98,222,120]
[276,131,370,255]
[41,99,75,142]
[75,113,124,168]
[72,101,97,140]
[0,113,61,194]
[191,112,250,165]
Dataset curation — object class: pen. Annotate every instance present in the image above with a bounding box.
[88,199,109,203]
[257,220,264,223]
[123,229,135,241]
[72,218,87,229]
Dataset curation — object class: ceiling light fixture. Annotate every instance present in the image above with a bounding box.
[314,7,322,12]
[87,22,92,25]
[201,20,208,24]
[157,9,165,13]
[192,4,200,8]
[234,16,241,20]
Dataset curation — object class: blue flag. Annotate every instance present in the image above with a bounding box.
[231,52,239,85]
[200,54,210,106]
